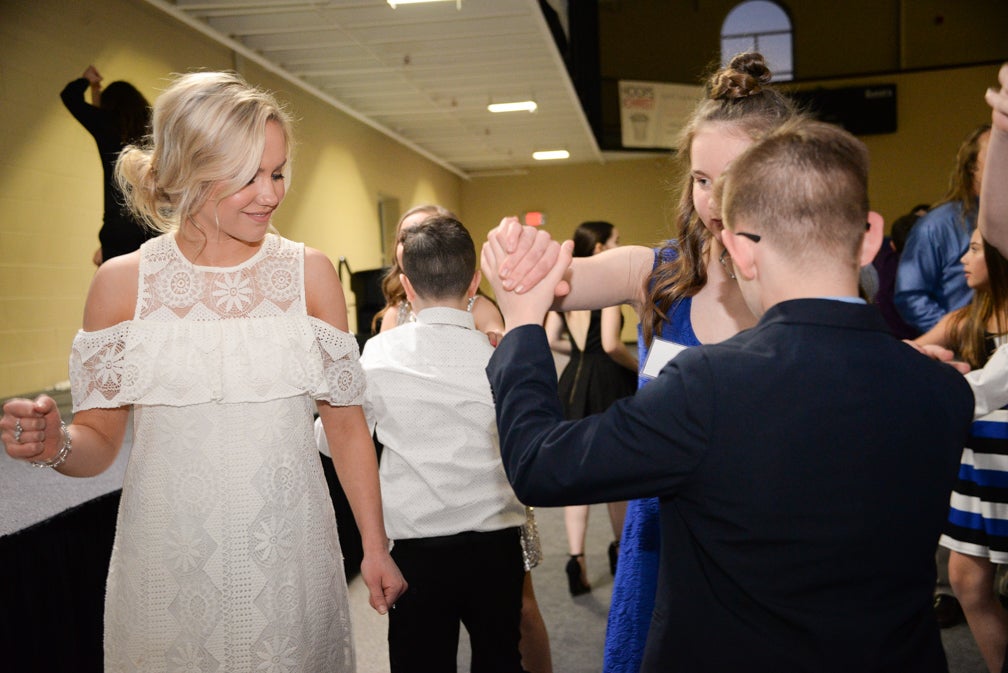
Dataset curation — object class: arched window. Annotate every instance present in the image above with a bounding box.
[721,1,793,82]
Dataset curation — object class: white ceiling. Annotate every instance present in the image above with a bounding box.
[143,0,603,179]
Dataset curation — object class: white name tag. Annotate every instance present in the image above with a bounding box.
[640,337,688,380]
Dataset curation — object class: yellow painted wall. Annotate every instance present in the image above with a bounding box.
[0,0,1004,399]
[0,0,460,398]
[791,64,1000,225]
[461,157,675,344]
[462,157,676,249]
[463,62,1001,250]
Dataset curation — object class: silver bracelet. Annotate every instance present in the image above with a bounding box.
[30,421,72,469]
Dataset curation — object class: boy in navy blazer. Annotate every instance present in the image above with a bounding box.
[482,119,974,672]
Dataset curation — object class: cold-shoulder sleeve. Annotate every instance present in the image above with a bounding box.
[70,316,365,411]
[70,322,134,411]
[310,318,366,406]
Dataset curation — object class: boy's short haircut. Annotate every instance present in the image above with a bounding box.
[720,118,870,269]
[400,215,476,300]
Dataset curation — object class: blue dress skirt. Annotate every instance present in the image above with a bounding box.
[603,247,701,673]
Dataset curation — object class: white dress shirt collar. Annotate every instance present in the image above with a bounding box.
[415,306,476,330]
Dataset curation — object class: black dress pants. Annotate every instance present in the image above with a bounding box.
[388,526,526,673]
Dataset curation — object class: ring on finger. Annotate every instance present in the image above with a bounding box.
[13,420,23,443]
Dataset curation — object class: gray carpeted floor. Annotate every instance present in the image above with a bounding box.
[349,503,988,673]
[348,503,615,673]
[0,387,132,537]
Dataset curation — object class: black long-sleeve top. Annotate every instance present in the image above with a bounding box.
[60,77,153,261]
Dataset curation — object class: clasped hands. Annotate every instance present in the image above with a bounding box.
[481,216,573,333]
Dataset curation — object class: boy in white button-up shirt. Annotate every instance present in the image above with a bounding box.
[319,215,526,672]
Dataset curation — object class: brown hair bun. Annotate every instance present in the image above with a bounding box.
[708,52,773,100]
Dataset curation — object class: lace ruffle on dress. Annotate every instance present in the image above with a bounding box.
[70,234,364,673]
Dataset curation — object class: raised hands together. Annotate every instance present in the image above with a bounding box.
[482,217,573,333]
[487,216,571,296]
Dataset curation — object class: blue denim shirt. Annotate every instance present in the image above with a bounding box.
[894,201,976,333]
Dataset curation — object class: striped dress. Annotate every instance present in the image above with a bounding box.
[941,335,1008,563]
[941,408,1008,562]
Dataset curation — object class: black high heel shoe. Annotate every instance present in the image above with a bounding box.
[566,554,591,596]
[608,540,620,576]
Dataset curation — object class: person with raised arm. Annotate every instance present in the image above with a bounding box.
[491,52,796,672]
[481,118,973,672]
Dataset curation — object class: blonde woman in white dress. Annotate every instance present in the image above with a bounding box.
[1,71,405,672]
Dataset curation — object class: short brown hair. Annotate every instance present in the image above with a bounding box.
[720,119,869,272]
[400,215,476,301]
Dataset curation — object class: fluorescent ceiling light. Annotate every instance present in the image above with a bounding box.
[388,0,460,7]
[488,101,538,113]
[533,150,570,161]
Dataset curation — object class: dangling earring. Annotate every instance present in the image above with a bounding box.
[466,295,477,312]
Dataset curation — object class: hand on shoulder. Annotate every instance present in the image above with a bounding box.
[903,340,971,374]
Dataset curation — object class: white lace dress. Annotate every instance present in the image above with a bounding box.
[70,233,363,673]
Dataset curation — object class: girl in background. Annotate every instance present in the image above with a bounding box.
[916,227,1008,673]
[545,221,637,595]
[60,65,154,264]
[895,123,991,334]
[376,204,504,339]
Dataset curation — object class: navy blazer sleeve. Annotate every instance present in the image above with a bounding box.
[486,324,710,506]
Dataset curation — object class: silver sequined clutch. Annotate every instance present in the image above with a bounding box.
[520,506,542,571]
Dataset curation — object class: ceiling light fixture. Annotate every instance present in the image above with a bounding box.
[532,150,570,161]
[388,0,461,8]
[487,100,538,113]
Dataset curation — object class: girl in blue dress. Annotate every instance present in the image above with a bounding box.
[488,51,800,673]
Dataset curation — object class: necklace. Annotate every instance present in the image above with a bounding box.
[718,248,736,280]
